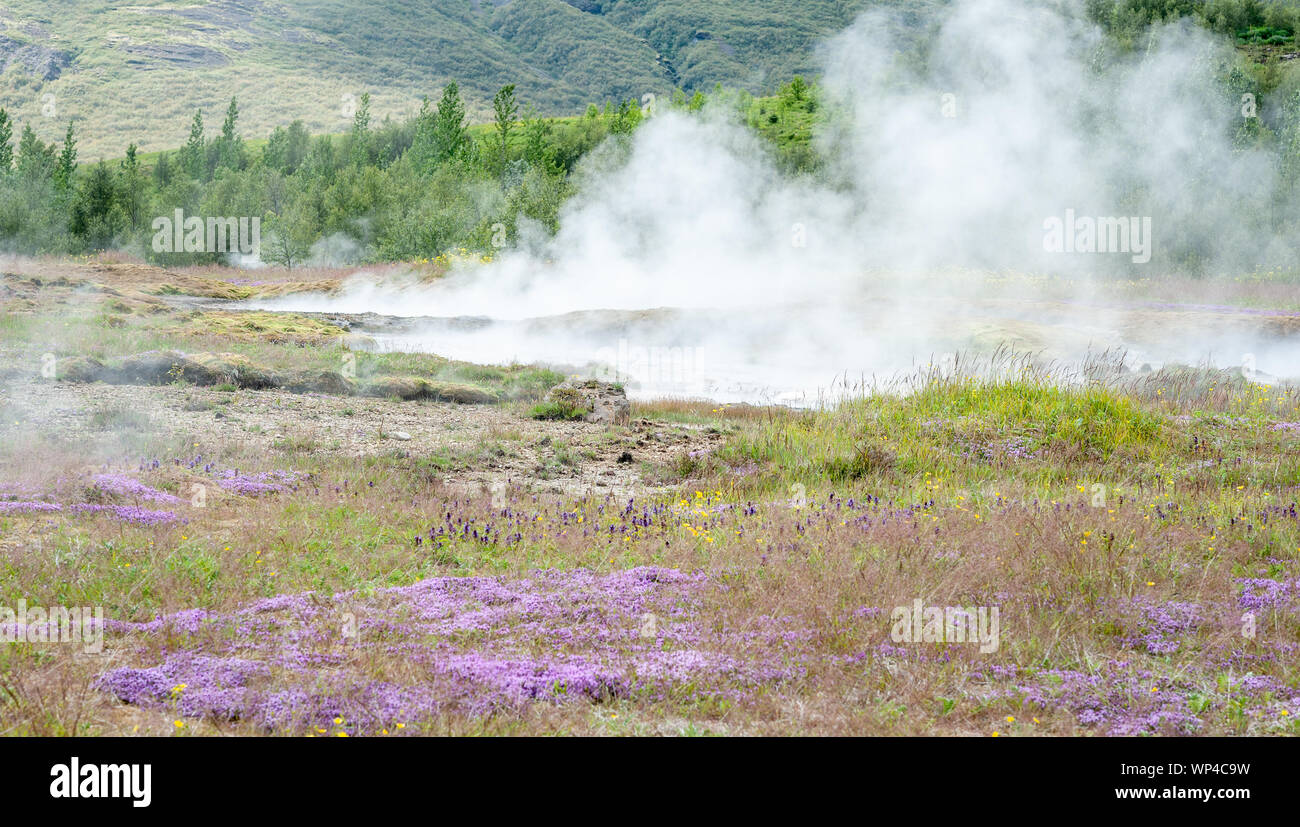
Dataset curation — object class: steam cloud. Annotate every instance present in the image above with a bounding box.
[253,0,1300,403]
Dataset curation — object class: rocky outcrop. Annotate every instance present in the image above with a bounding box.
[546,379,630,425]
[0,35,74,80]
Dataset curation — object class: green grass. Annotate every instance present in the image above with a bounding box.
[528,399,587,421]
[714,356,1300,498]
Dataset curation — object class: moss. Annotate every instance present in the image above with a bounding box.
[170,311,345,345]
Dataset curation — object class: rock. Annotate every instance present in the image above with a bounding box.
[120,42,230,69]
[363,376,498,404]
[341,333,378,352]
[0,36,74,80]
[362,375,424,400]
[425,382,499,405]
[389,431,412,441]
[90,350,283,389]
[546,379,630,426]
[284,369,355,396]
[57,355,108,383]
[188,352,280,389]
[114,350,194,384]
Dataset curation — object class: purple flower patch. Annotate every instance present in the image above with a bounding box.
[1236,577,1298,613]
[1122,600,1204,655]
[91,473,182,504]
[70,504,183,526]
[216,469,305,496]
[96,567,811,732]
[0,501,63,514]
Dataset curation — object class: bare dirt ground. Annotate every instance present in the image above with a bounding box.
[0,252,417,303]
[1,377,723,498]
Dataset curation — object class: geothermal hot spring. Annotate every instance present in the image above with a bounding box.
[242,1,1300,403]
[237,275,1300,406]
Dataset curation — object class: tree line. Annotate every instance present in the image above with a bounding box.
[0,81,669,266]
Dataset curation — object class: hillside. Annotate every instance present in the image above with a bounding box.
[0,0,883,160]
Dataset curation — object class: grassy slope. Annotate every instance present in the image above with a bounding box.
[0,0,895,160]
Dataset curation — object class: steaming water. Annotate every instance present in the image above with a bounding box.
[243,288,1300,404]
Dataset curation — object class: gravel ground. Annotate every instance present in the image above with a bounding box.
[0,378,723,498]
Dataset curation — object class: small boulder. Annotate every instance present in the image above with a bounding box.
[115,350,194,384]
[363,375,498,404]
[546,379,630,426]
[284,369,355,396]
[109,350,280,389]
[364,375,425,400]
[57,355,108,383]
[188,352,280,389]
[425,381,499,404]
[341,333,378,352]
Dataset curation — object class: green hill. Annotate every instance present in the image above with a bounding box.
[0,0,881,160]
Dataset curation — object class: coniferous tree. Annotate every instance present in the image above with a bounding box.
[181,110,205,180]
[53,121,77,189]
[217,96,245,171]
[70,160,120,247]
[17,125,55,181]
[120,143,145,232]
[0,109,13,174]
[263,125,289,172]
[409,96,436,174]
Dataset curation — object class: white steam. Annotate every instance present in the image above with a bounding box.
[250,0,1300,402]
